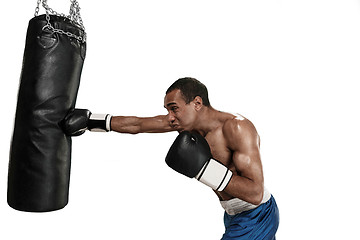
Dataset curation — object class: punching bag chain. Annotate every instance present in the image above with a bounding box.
[34,0,86,42]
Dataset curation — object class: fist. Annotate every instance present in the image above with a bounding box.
[61,109,91,136]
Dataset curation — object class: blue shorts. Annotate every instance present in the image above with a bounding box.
[221,195,279,240]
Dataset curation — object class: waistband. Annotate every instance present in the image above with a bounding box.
[220,187,271,215]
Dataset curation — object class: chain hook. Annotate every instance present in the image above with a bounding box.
[35,0,86,43]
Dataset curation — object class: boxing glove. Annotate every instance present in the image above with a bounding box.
[165,131,233,191]
[61,109,112,136]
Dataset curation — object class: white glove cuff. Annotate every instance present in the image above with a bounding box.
[89,114,112,132]
[105,114,112,131]
[195,159,233,191]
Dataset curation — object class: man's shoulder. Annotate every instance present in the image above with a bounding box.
[222,113,254,130]
[222,113,258,140]
[220,113,260,151]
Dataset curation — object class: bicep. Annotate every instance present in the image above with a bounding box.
[232,150,263,183]
[224,119,263,182]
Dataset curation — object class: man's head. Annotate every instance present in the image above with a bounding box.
[164,77,210,132]
[166,77,210,107]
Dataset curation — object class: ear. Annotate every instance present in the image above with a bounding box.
[192,96,203,111]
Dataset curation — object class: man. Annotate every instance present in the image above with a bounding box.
[63,77,279,239]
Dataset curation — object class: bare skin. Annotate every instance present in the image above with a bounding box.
[111,89,264,205]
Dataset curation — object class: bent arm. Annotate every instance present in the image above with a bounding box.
[222,119,264,205]
[110,115,175,134]
[224,151,264,205]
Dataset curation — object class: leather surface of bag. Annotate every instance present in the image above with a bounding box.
[8,14,86,212]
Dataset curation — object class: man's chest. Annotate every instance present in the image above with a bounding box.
[205,130,234,168]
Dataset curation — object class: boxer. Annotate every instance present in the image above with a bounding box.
[62,77,279,239]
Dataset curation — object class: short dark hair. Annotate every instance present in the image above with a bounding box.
[166,77,211,106]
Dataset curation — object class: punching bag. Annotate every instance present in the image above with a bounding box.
[8,11,86,212]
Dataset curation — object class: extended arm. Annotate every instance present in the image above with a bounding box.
[61,108,176,136]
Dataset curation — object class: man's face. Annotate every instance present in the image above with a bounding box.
[164,89,198,132]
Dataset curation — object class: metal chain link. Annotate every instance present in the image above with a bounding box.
[35,0,42,16]
[34,0,86,42]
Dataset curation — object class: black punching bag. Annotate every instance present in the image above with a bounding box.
[8,14,86,212]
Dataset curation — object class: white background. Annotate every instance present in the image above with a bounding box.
[1,0,360,239]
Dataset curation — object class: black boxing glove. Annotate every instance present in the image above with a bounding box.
[165,131,233,191]
[61,109,112,136]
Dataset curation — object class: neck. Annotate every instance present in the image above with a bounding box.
[192,106,222,137]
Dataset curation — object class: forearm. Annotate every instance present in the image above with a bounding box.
[224,174,264,205]
[110,115,174,134]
